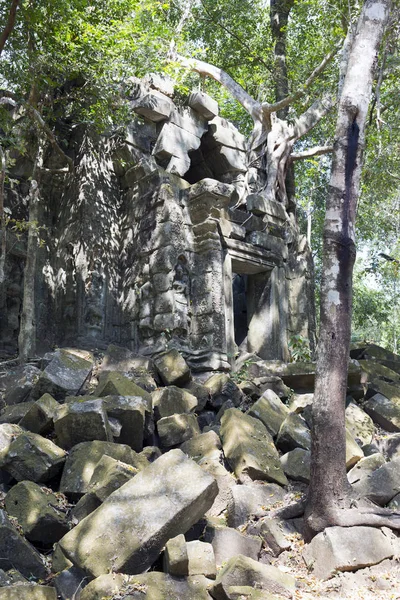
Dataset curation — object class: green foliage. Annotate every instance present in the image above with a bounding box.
[288,334,312,363]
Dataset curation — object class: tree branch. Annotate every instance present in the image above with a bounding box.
[290,145,333,160]
[291,93,336,140]
[170,49,262,120]
[262,40,342,116]
[0,0,20,57]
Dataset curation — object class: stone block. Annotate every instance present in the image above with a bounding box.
[0,432,66,483]
[204,526,261,567]
[363,393,400,432]
[5,481,69,545]
[54,399,113,450]
[206,146,247,174]
[276,413,311,453]
[204,373,242,409]
[347,452,386,485]
[3,365,41,405]
[206,117,247,150]
[188,91,219,120]
[0,585,56,600]
[345,400,375,446]
[246,194,287,221]
[187,540,216,578]
[70,492,102,524]
[102,395,147,451]
[59,440,146,500]
[152,386,198,420]
[166,154,191,176]
[227,482,285,528]
[32,349,93,401]
[86,454,138,501]
[54,565,88,600]
[221,408,287,485]
[0,510,48,580]
[180,430,221,462]
[80,572,211,600]
[345,428,364,469]
[157,413,201,448]
[280,448,311,483]
[19,393,59,435]
[0,423,22,461]
[153,349,191,386]
[95,372,151,406]
[247,389,289,437]
[258,518,292,556]
[164,534,188,576]
[210,554,296,600]
[351,457,400,505]
[170,106,208,137]
[0,402,35,424]
[183,380,209,412]
[99,344,154,375]
[303,526,396,579]
[132,92,172,121]
[153,122,201,159]
[246,231,288,260]
[59,449,218,577]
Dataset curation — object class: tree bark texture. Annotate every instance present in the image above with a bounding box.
[18,140,44,363]
[304,0,392,540]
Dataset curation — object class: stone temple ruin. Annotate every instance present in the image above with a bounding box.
[1,74,316,369]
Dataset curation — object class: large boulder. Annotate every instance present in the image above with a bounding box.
[0,423,23,461]
[351,457,400,505]
[220,408,287,485]
[19,394,59,435]
[32,349,93,401]
[86,454,138,501]
[345,400,375,446]
[280,448,311,483]
[363,393,400,432]
[59,449,218,577]
[3,365,41,405]
[157,413,201,448]
[204,374,242,409]
[303,526,396,579]
[276,413,311,453]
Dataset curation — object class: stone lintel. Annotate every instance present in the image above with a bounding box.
[223,238,280,274]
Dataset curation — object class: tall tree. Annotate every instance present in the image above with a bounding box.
[304,0,400,538]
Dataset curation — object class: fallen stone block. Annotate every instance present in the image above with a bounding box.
[54,565,88,600]
[220,408,287,485]
[86,454,137,501]
[32,349,93,401]
[3,365,41,405]
[104,395,150,451]
[0,423,22,461]
[0,401,35,424]
[5,481,69,545]
[153,349,191,386]
[345,400,374,446]
[99,344,154,375]
[0,432,66,482]
[59,440,147,500]
[345,428,364,469]
[210,554,296,600]
[347,452,386,485]
[363,393,400,432]
[0,510,48,580]
[59,449,218,577]
[80,572,211,600]
[187,540,216,578]
[183,380,210,412]
[204,374,242,409]
[133,91,172,121]
[19,393,59,435]
[276,413,311,453]
[352,458,400,505]
[69,492,102,524]
[157,413,201,448]
[258,517,293,556]
[95,372,152,406]
[54,398,113,449]
[164,534,188,576]
[247,389,289,437]
[227,483,285,528]
[0,585,56,600]
[303,526,396,579]
[204,525,261,567]
[280,448,311,483]
[152,386,198,420]
[180,430,222,462]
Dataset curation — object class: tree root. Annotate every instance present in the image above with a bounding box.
[333,506,400,529]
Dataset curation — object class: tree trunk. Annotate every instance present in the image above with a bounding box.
[18,140,44,363]
[304,0,392,540]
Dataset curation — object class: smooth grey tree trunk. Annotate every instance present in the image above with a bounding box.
[304,0,394,539]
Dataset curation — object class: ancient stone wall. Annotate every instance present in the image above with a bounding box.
[0,75,316,368]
